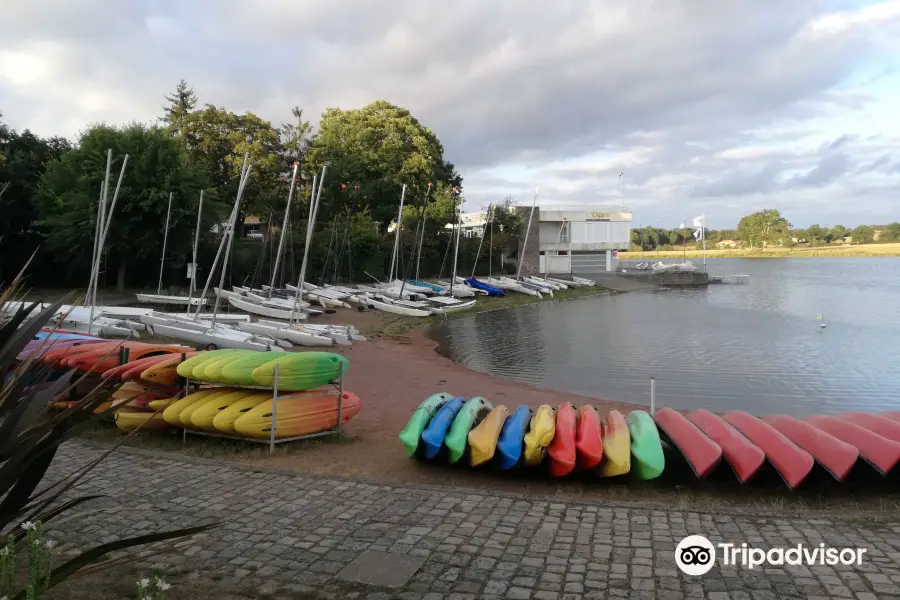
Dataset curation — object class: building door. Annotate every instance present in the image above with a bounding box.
[571,251,607,274]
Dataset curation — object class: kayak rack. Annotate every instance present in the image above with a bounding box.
[180,361,346,454]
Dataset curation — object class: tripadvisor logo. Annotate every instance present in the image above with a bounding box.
[675,535,868,576]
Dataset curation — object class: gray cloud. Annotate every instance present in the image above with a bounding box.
[1,0,898,228]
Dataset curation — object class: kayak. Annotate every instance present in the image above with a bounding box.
[523,405,555,467]
[420,397,466,460]
[399,393,454,457]
[626,410,665,480]
[468,405,510,466]
[445,397,493,464]
[724,410,814,489]
[837,412,900,443]
[495,405,531,470]
[654,407,722,478]
[805,414,900,476]
[687,409,765,483]
[547,402,576,477]
[575,405,603,470]
[596,410,630,477]
[763,414,858,481]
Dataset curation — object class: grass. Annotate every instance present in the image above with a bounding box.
[619,242,900,259]
[367,284,611,338]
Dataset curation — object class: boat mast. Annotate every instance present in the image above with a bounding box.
[186,190,204,308]
[517,186,538,280]
[268,162,300,297]
[289,165,327,325]
[450,188,460,295]
[210,155,252,329]
[471,204,492,278]
[387,184,407,283]
[156,192,174,296]
[414,183,432,282]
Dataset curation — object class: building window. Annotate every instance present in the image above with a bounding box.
[558,222,570,244]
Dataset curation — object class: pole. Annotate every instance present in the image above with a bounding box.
[188,191,204,301]
[87,150,118,333]
[517,186,538,280]
[702,212,707,269]
[269,163,300,296]
[92,152,128,311]
[290,165,327,324]
[86,178,106,306]
[388,185,407,283]
[650,377,656,415]
[471,204,491,278]
[157,192,174,295]
[210,156,251,328]
[450,189,460,295]
[414,185,430,282]
[192,186,242,320]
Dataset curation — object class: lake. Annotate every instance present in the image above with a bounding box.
[429,258,900,416]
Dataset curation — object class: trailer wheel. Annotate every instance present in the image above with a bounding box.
[205,343,218,351]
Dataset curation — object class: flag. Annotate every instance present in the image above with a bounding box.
[817,315,824,321]
[679,221,685,229]
[692,213,704,240]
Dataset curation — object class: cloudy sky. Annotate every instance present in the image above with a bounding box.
[2,0,898,228]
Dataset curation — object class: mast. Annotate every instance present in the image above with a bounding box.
[289,165,327,325]
[471,204,492,278]
[209,155,251,328]
[187,190,204,306]
[450,188,460,295]
[387,185,407,283]
[414,183,432,282]
[517,186,538,280]
[268,162,300,296]
[156,192,174,295]
[88,151,127,334]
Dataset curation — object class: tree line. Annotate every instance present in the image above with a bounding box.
[630,209,900,251]
[0,81,522,290]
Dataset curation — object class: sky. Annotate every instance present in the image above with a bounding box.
[1,0,898,229]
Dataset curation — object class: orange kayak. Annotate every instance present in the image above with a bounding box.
[101,353,174,379]
[42,341,121,367]
[139,352,198,386]
[575,405,603,470]
[64,342,193,373]
[547,402,576,477]
[121,353,187,381]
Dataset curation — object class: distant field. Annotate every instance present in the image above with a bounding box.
[619,243,900,259]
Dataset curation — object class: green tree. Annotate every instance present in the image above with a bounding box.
[850,224,875,245]
[162,79,198,137]
[181,104,283,218]
[830,225,848,243]
[878,222,900,242]
[805,224,825,245]
[279,106,314,168]
[736,209,791,248]
[34,123,215,289]
[0,117,71,280]
[304,100,461,227]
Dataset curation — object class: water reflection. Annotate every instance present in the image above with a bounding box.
[431,259,900,416]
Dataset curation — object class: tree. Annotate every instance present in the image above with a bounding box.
[279,106,314,169]
[736,209,791,248]
[304,100,461,228]
[878,222,900,243]
[34,123,215,289]
[850,225,875,245]
[830,225,848,243]
[181,105,283,218]
[805,224,824,245]
[0,116,71,280]
[162,79,198,137]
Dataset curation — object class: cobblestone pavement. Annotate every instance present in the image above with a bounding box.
[45,442,900,599]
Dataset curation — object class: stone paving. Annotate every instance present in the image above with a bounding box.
[44,441,900,599]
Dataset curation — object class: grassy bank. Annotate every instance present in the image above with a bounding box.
[619,242,900,259]
[368,284,610,337]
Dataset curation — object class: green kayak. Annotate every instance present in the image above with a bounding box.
[252,352,349,391]
[399,392,454,457]
[217,351,283,386]
[445,397,493,464]
[196,351,254,382]
[176,349,245,379]
[626,410,665,480]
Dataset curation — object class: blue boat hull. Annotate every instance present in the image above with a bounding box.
[495,405,531,469]
[406,280,445,293]
[465,277,504,296]
[421,397,466,459]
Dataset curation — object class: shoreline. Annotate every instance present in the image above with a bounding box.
[619,242,900,259]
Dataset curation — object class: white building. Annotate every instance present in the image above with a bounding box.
[520,206,633,274]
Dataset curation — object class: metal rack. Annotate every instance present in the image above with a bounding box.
[180,361,346,454]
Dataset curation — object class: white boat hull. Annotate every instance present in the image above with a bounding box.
[149,322,287,351]
[237,321,334,347]
[227,295,308,321]
[136,294,208,306]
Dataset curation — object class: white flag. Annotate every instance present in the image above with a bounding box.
[679,221,685,229]
[692,214,704,240]
[692,214,704,228]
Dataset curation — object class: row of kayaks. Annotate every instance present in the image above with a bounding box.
[113,387,361,439]
[399,395,665,480]
[401,394,900,488]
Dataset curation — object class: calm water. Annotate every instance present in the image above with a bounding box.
[430,258,900,416]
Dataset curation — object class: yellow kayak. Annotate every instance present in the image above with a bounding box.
[468,405,510,466]
[148,398,177,411]
[523,405,556,467]
[114,410,172,432]
[190,391,271,431]
[212,394,271,434]
[181,390,254,429]
[162,389,227,427]
[596,409,631,477]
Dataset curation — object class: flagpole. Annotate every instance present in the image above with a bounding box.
[702,212,706,269]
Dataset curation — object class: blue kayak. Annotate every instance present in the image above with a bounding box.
[465,277,504,296]
[495,405,532,469]
[34,332,96,342]
[420,396,466,459]
[406,280,446,293]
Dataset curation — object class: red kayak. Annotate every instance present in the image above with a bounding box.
[881,412,900,424]
[805,415,900,476]
[687,409,765,483]
[575,405,603,470]
[837,412,900,443]
[763,415,858,481]
[547,402,576,477]
[723,410,814,489]
[654,408,722,478]
[101,353,174,380]
[64,342,192,372]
